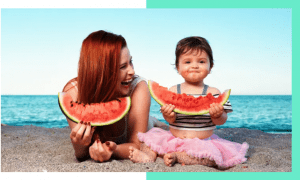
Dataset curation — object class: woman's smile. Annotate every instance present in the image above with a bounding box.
[121,79,133,89]
[117,47,135,95]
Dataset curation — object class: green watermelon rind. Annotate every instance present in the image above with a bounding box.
[58,92,131,126]
[148,80,231,115]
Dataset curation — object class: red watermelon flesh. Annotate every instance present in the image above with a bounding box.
[148,80,231,115]
[58,92,131,126]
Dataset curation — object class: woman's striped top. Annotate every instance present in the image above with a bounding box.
[169,84,233,131]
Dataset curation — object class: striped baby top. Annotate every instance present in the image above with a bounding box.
[169,84,233,131]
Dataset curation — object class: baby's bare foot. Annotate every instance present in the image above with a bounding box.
[163,153,176,167]
[129,146,154,163]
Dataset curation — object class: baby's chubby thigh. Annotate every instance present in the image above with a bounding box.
[170,127,214,139]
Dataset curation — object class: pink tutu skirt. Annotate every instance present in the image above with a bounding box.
[137,127,249,168]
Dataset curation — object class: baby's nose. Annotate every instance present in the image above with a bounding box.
[192,63,199,68]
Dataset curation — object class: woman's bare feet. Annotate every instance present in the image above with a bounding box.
[129,146,155,163]
[163,153,176,167]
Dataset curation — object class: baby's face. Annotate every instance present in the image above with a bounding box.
[177,50,211,83]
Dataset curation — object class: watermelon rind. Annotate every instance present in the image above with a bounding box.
[58,92,131,126]
[148,80,231,115]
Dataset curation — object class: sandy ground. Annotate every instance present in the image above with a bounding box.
[1,125,291,172]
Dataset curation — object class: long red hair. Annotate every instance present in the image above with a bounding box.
[77,30,127,104]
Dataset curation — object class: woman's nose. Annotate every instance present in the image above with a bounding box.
[128,64,135,75]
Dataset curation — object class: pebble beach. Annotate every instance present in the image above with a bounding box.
[1,125,291,172]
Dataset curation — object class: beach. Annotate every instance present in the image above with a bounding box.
[1,125,291,172]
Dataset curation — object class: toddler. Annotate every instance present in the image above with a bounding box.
[129,36,249,168]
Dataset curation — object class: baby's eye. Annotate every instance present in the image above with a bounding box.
[185,61,190,64]
[199,61,205,63]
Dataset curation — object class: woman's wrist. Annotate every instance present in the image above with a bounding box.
[112,143,138,159]
[111,144,119,159]
[73,143,90,160]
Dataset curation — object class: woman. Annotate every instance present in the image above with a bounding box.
[62,30,165,162]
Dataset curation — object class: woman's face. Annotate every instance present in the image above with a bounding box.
[116,47,135,96]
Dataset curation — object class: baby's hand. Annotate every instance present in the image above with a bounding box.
[160,104,176,123]
[209,103,224,119]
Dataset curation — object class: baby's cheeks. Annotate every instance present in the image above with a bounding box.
[209,103,224,118]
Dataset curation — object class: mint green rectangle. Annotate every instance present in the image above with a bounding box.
[146,0,297,179]
[147,0,295,8]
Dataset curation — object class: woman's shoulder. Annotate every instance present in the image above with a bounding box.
[62,77,78,101]
[130,75,150,98]
[129,75,146,94]
[131,75,146,85]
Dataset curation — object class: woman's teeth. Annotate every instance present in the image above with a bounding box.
[121,79,132,85]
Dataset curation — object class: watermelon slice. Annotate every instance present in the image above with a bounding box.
[58,92,131,126]
[148,80,231,115]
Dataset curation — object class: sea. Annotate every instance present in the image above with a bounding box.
[1,95,292,134]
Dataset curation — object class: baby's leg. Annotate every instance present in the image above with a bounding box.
[163,153,177,167]
[129,143,157,163]
[164,152,216,167]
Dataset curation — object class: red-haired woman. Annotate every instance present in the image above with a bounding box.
[62,30,166,162]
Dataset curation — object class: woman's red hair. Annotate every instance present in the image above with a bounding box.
[77,30,127,104]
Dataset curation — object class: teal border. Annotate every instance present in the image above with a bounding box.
[146,0,297,179]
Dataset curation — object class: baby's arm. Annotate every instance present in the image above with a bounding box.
[207,87,228,125]
[161,104,176,123]
[209,103,228,125]
[160,85,178,123]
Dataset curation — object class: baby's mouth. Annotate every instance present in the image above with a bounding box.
[189,71,200,73]
[121,79,133,86]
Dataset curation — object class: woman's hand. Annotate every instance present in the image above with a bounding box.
[70,121,96,147]
[89,140,117,162]
[161,104,176,123]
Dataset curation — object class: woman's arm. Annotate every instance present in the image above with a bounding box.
[63,81,95,161]
[112,81,151,159]
[67,118,95,160]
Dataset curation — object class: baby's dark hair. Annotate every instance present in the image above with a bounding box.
[175,36,214,69]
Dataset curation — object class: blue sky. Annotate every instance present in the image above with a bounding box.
[1,8,291,95]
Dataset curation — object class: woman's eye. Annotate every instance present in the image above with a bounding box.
[120,65,126,69]
[130,60,133,65]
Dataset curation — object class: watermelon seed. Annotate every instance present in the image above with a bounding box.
[71,104,73,107]
[76,101,78,103]
[116,98,121,102]
[70,101,73,103]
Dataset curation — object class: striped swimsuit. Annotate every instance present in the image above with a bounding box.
[169,84,233,131]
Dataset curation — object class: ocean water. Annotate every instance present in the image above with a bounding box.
[1,95,292,134]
